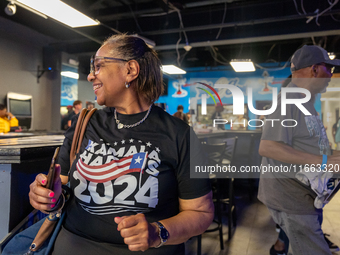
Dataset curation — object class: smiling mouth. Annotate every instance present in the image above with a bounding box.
[93,84,103,90]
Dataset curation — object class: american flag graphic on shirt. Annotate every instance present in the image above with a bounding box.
[76,152,148,183]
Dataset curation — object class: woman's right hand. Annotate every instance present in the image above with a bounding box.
[29,164,62,212]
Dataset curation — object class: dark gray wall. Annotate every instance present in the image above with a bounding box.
[0,16,61,131]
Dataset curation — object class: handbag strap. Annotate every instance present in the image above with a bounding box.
[69,108,97,168]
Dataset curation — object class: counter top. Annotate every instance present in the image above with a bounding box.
[0,131,65,139]
[0,135,64,163]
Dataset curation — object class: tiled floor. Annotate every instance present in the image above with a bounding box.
[185,184,340,255]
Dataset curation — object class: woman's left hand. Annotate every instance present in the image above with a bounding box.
[115,214,159,251]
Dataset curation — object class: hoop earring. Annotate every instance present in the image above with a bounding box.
[125,82,130,89]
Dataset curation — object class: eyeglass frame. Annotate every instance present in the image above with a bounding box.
[90,55,131,75]
[315,62,335,74]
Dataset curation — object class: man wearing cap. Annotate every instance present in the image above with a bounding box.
[258,45,340,255]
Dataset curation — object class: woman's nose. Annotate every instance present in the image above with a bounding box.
[87,72,95,82]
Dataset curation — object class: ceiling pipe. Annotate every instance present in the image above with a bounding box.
[95,0,244,22]
[142,10,340,36]
[153,29,340,51]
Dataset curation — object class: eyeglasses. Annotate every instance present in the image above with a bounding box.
[317,63,335,74]
[90,55,130,75]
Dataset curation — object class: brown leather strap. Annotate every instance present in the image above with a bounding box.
[29,109,97,252]
[30,219,58,251]
[76,108,97,155]
[69,108,88,168]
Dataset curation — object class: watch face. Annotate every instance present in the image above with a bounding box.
[160,228,169,239]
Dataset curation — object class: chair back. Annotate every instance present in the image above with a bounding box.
[200,142,226,166]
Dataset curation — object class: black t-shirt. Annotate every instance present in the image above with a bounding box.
[57,105,210,254]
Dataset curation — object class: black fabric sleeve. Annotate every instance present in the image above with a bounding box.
[176,127,211,200]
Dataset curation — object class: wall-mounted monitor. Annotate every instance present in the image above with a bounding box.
[6,92,33,130]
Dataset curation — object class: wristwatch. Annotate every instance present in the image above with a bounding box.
[155,221,169,248]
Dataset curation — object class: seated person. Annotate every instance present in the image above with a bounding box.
[0,104,18,133]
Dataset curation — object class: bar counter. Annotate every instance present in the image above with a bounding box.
[0,135,64,241]
[195,129,262,139]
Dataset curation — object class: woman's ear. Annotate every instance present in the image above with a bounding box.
[126,60,140,82]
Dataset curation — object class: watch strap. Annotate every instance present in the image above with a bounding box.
[155,221,168,248]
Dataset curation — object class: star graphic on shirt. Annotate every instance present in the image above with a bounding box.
[114,142,117,146]
[129,139,134,143]
[155,147,160,153]
[146,142,152,147]
[135,156,142,164]
[121,140,126,144]
[138,140,142,143]
[85,140,93,150]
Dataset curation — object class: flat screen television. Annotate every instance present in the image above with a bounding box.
[6,92,33,130]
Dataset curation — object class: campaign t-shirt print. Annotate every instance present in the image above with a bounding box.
[72,138,160,215]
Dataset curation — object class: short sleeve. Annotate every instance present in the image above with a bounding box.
[176,127,211,199]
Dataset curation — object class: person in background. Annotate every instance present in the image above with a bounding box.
[211,103,225,130]
[27,34,213,255]
[67,100,83,127]
[86,101,95,110]
[173,105,189,124]
[258,45,340,255]
[333,117,340,150]
[232,115,248,130]
[0,104,18,133]
[268,68,339,255]
[186,112,191,126]
[61,105,73,130]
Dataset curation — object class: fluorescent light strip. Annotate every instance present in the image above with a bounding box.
[16,0,99,27]
[15,1,47,19]
[230,60,255,72]
[61,71,79,79]
[7,92,32,100]
[162,65,186,74]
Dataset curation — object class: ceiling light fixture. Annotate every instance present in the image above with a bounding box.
[184,43,192,52]
[161,65,186,74]
[4,2,16,16]
[11,0,99,27]
[230,59,256,72]
[328,52,336,60]
[61,71,79,79]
